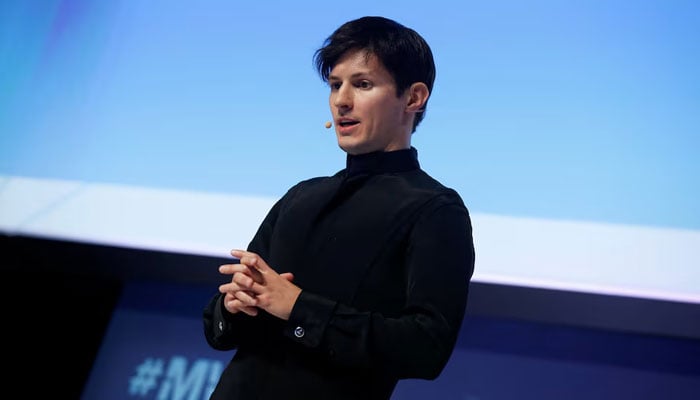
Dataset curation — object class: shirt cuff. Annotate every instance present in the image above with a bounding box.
[284,290,337,348]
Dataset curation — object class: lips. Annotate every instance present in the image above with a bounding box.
[337,118,359,127]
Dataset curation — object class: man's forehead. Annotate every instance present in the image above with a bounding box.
[329,49,383,76]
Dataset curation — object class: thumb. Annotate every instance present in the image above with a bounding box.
[280,272,295,282]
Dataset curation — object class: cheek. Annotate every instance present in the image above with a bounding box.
[374,100,401,124]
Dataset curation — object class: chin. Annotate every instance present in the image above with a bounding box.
[338,135,383,155]
[337,138,360,155]
[338,144,358,155]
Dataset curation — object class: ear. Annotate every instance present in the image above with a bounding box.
[405,82,430,113]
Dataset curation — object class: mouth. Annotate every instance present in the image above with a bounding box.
[337,118,359,128]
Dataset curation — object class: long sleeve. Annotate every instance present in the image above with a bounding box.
[202,190,288,350]
[203,148,476,399]
[280,197,474,379]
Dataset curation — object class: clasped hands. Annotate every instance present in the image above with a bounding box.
[218,249,301,321]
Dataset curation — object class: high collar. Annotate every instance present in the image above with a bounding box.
[345,147,420,177]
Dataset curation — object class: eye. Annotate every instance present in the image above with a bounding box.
[329,82,341,91]
[357,80,372,89]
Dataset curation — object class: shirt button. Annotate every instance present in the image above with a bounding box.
[294,326,305,338]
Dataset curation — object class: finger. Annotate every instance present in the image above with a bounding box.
[218,263,239,275]
[230,251,276,286]
[280,272,295,282]
[233,270,256,289]
[223,292,236,303]
[219,274,255,293]
[219,263,253,275]
[234,289,258,307]
[245,264,265,284]
[225,298,258,316]
[231,250,272,273]
[230,249,252,260]
[219,281,244,294]
[239,306,259,317]
[219,263,247,277]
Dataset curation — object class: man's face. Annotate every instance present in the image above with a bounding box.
[328,49,413,155]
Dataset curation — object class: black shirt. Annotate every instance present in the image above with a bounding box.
[204,147,475,399]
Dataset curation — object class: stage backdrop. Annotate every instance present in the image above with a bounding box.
[2,1,699,398]
[2,0,699,306]
[81,281,700,400]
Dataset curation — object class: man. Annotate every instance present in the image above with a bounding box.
[203,16,475,400]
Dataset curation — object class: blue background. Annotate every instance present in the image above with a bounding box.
[3,2,699,397]
[1,0,698,230]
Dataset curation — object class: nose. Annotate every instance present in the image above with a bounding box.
[332,84,352,111]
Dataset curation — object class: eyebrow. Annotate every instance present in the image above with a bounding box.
[328,71,372,81]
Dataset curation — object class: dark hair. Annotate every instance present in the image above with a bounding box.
[314,16,436,133]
